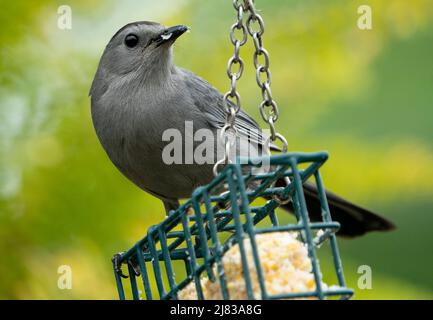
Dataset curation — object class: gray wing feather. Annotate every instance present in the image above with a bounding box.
[181,68,266,147]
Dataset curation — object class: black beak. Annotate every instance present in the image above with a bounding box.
[155,25,189,47]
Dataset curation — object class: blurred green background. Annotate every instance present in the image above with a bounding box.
[1,0,433,299]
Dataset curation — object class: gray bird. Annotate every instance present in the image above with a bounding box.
[90,21,395,238]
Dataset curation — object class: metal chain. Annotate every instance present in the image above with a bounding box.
[244,0,288,152]
[213,0,288,176]
[213,0,248,176]
[243,0,291,204]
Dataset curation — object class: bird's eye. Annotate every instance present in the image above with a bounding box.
[124,34,139,48]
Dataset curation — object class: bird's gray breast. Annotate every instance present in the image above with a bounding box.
[90,80,215,200]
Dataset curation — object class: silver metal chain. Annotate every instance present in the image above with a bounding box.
[213,0,288,176]
[244,0,288,152]
[213,0,248,176]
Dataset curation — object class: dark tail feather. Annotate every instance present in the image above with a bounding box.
[278,180,396,237]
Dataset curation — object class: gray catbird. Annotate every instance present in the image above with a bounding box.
[90,21,395,238]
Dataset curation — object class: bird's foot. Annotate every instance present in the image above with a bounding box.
[112,252,128,279]
[128,256,141,277]
[272,193,291,205]
[186,206,194,216]
[272,177,292,205]
[112,252,142,278]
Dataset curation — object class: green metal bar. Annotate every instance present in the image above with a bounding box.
[181,213,204,300]
[239,151,328,167]
[268,288,353,300]
[268,209,279,226]
[113,264,126,300]
[290,158,324,300]
[191,189,215,281]
[187,208,249,221]
[313,229,335,246]
[147,226,166,298]
[253,222,340,234]
[136,246,153,300]
[233,165,268,300]
[226,171,254,300]
[314,171,348,290]
[128,263,140,300]
[202,191,230,299]
[184,257,192,275]
[141,248,195,262]
[158,226,177,296]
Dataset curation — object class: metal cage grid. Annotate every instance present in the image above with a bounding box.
[112,151,354,300]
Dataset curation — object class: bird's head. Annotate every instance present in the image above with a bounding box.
[91,21,188,93]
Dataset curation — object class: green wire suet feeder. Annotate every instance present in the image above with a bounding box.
[112,152,354,300]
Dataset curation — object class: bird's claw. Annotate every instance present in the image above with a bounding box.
[128,257,141,277]
[112,252,129,279]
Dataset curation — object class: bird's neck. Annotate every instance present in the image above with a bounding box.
[137,50,175,86]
